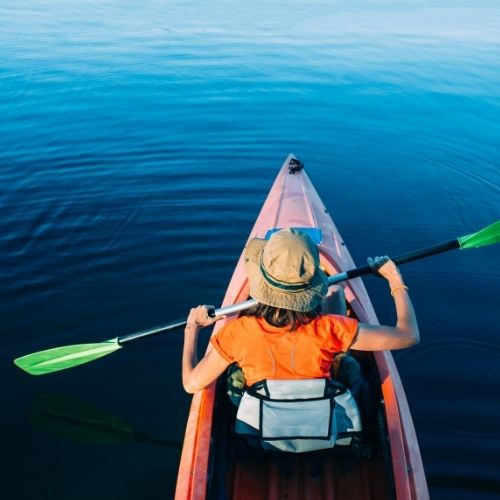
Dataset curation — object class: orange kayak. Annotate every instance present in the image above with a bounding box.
[175,155,429,499]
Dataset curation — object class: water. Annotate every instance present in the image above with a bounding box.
[2,1,499,498]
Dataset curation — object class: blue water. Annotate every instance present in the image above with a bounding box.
[2,1,500,498]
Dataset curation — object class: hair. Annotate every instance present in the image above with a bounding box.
[241,303,319,331]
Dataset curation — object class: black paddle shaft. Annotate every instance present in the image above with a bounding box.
[118,319,188,345]
[345,238,460,280]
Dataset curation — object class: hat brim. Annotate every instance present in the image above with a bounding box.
[244,237,328,312]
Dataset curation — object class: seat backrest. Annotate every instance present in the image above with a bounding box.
[235,379,362,453]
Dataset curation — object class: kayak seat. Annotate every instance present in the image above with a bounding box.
[233,378,363,454]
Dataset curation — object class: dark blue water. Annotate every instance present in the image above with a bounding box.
[2,1,499,498]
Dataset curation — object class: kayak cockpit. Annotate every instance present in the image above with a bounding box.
[205,306,396,500]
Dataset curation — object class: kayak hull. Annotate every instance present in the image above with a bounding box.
[175,155,428,499]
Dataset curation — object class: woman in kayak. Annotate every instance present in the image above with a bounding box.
[182,228,419,395]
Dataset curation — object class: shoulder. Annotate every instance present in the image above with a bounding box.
[314,314,359,351]
[216,315,259,337]
[210,316,262,362]
[222,315,258,328]
[315,314,357,329]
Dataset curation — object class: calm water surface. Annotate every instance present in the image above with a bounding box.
[1,1,499,498]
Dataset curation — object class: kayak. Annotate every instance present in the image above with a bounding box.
[175,155,429,499]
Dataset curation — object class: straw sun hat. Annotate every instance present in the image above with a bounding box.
[244,228,328,312]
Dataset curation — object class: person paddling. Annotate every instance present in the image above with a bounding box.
[182,228,419,396]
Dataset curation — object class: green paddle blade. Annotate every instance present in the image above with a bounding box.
[14,339,121,376]
[458,220,500,250]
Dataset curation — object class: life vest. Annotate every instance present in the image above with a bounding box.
[235,378,362,453]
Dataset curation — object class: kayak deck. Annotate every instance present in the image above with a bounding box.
[175,155,428,500]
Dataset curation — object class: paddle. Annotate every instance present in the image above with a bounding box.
[14,220,500,376]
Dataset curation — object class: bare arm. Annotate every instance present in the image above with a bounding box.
[182,305,230,393]
[350,256,420,351]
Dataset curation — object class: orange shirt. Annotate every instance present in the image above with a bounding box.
[210,315,359,387]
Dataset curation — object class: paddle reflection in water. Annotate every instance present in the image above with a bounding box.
[30,393,181,448]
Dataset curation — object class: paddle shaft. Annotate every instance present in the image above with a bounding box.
[332,238,460,282]
[118,238,460,346]
[118,302,256,345]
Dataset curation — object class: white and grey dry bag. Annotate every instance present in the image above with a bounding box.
[235,378,362,453]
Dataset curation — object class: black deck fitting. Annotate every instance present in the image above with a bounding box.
[288,158,304,174]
